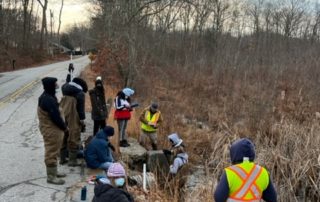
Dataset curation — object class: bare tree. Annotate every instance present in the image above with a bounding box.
[37,0,48,50]
[57,0,64,44]
[246,0,264,35]
[22,0,29,50]
[280,0,305,38]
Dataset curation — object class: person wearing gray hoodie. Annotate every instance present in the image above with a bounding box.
[163,133,188,174]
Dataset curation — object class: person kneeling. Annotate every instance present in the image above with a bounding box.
[163,133,188,175]
[85,126,115,170]
[93,163,134,202]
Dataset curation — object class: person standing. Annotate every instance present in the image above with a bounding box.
[214,138,277,202]
[89,76,108,136]
[139,102,163,150]
[38,77,67,185]
[113,88,134,147]
[60,77,88,167]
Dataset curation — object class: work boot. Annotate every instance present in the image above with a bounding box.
[68,151,81,167]
[123,139,130,147]
[57,166,66,178]
[151,143,158,150]
[57,171,66,178]
[120,140,127,147]
[46,166,65,185]
[59,149,68,165]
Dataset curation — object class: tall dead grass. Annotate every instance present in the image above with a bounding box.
[94,33,320,201]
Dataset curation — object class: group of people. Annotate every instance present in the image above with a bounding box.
[37,63,277,201]
[37,64,89,185]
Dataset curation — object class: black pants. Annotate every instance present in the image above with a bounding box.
[93,120,106,136]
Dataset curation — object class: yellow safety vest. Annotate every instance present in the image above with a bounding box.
[225,161,269,202]
[141,110,160,132]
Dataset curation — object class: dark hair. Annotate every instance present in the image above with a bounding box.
[116,91,131,103]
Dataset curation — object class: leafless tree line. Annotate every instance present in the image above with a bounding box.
[86,0,320,87]
[0,0,65,67]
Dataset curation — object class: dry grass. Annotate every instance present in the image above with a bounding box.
[87,34,320,201]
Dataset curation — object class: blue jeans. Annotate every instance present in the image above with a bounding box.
[117,120,128,141]
[99,162,113,170]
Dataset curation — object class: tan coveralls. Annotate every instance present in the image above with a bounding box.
[38,107,64,166]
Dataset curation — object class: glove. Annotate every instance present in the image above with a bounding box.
[80,120,86,132]
[163,149,172,156]
[108,143,115,152]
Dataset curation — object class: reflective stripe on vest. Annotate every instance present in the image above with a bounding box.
[141,111,160,132]
[227,164,263,201]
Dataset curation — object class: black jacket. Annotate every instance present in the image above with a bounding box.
[61,82,86,120]
[92,184,134,202]
[89,85,107,120]
[38,77,67,130]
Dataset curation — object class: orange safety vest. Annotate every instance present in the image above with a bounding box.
[141,110,160,132]
[226,164,265,202]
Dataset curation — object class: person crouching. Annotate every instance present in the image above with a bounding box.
[84,126,115,170]
[92,163,134,202]
[163,133,188,174]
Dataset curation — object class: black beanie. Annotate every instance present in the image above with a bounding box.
[103,126,114,137]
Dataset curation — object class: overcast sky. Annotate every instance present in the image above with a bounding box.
[48,0,93,32]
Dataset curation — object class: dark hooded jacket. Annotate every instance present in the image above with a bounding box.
[89,80,108,120]
[92,183,134,202]
[214,138,277,202]
[38,77,66,130]
[84,126,114,168]
[61,80,86,120]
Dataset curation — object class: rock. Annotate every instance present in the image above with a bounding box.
[120,137,147,170]
[128,172,156,189]
[147,150,170,175]
[135,194,146,202]
[183,166,213,202]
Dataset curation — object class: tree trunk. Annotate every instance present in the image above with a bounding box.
[38,0,48,50]
[57,0,64,45]
[23,0,29,51]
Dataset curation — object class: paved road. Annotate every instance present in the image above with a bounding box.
[0,56,95,202]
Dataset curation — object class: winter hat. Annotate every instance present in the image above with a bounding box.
[72,77,88,93]
[103,126,114,137]
[96,76,102,81]
[230,138,256,164]
[150,102,158,111]
[122,88,135,97]
[42,77,57,95]
[107,163,126,177]
[168,133,183,147]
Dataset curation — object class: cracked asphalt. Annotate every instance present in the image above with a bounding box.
[0,56,98,202]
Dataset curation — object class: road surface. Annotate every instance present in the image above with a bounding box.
[0,56,92,202]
